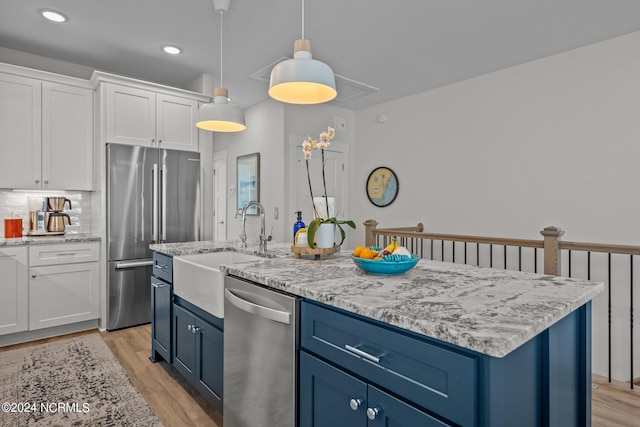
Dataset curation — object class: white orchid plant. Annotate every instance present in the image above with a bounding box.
[302,126,355,248]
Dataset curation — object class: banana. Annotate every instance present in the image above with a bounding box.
[383,238,398,254]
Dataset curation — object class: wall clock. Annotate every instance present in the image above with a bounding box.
[366,166,399,207]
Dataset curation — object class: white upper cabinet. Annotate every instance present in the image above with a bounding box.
[0,66,93,191]
[96,72,206,152]
[156,93,199,151]
[105,84,156,146]
[0,73,42,189]
[42,82,94,190]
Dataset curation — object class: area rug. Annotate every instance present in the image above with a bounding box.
[0,333,161,426]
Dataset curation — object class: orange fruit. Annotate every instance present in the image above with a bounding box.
[353,246,365,257]
[359,247,376,259]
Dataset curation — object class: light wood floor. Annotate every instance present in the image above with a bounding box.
[100,324,223,427]
[3,325,639,426]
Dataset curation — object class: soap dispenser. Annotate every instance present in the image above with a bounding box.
[293,211,306,242]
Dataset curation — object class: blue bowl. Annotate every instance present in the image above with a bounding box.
[352,254,420,275]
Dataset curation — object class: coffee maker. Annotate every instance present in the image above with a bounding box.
[46,197,72,233]
[28,197,72,235]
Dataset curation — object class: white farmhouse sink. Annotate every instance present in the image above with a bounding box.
[173,251,263,318]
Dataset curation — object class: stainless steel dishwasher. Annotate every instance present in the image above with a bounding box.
[223,276,299,427]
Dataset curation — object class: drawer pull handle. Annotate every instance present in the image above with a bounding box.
[366,407,380,420]
[56,252,76,256]
[349,398,363,411]
[345,345,381,363]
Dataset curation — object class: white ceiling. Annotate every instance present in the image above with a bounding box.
[1,0,640,110]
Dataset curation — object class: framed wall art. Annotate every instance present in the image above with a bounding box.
[366,166,399,207]
[237,152,260,214]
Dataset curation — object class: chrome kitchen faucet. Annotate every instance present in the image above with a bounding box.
[240,201,272,255]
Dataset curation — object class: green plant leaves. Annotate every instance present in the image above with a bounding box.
[306,217,356,248]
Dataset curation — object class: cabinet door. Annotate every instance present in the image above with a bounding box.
[42,82,93,190]
[0,73,41,189]
[300,351,367,427]
[156,93,199,152]
[151,278,172,362]
[105,84,155,146]
[173,303,196,382]
[195,318,223,412]
[367,385,451,427]
[0,247,28,335]
[29,261,99,330]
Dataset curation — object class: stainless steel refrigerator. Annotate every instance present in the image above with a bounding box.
[106,143,201,330]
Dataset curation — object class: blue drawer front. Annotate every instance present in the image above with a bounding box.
[301,301,477,426]
[153,252,173,283]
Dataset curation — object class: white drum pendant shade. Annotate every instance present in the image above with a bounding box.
[269,39,337,105]
[196,88,246,132]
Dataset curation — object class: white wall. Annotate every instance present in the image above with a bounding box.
[211,100,356,244]
[212,100,286,243]
[353,30,640,382]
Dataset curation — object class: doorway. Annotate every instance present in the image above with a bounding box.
[213,151,227,241]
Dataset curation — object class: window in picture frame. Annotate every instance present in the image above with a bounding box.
[237,152,260,214]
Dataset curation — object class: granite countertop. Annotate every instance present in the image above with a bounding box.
[151,240,604,358]
[0,233,101,246]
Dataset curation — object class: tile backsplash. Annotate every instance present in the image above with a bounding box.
[0,190,92,236]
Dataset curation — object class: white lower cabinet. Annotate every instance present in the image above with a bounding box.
[0,247,29,335]
[28,242,99,331]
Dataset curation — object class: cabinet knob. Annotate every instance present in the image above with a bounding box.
[31,274,37,278]
[35,179,40,184]
[187,324,192,331]
[192,326,201,334]
[44,180,49,184]
[349,398,363,411]
[158,139,162,144]
[366,407,380,420]
[151,138,155,143]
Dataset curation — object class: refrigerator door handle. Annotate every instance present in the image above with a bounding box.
[161,164,167,241]
[115,260,154,270]
[152,164,159,243]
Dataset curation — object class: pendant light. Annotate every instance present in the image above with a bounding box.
[196,0,246,132]
[268,0,337,104]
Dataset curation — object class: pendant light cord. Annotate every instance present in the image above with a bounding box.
[301,0,305,39]
[219,10,223,89]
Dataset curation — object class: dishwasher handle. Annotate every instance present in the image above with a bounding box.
[225,288,292,325]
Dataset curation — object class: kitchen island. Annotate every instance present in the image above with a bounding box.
[151,240,604,426]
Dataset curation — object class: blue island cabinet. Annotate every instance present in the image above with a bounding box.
[173,299,224,413]
[300,300,592,427]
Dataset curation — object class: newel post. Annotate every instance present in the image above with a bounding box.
[363,219,378,247]
[540,226,564,276]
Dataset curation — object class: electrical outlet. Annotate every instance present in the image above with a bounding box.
[274,207,279,220]
[334,116,346,132]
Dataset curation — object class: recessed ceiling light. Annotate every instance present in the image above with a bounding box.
[162,46,182,55]
[41,10,67,23]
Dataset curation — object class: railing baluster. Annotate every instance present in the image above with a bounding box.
[534,248,538,273]
[441,240,444,262]
[452,241,455,263]
[476,243,480,266]
[518,246,522,271]
[464,242,468,265]
[608,253,612,383]
[430,240,434,261]
[568,250,572,278]
[490,244,493,268]
[503,245,507,269]
[630,255,634,390]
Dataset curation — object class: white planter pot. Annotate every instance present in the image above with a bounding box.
[315,223,336,248]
